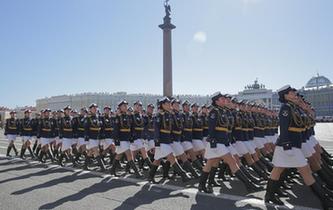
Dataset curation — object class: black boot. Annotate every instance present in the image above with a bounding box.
[83,156,91,170]
[313,173,333,197]
[109,159,120,176]
[172,162,191,183]
[251,163,268,180]
[310,181,333,210]
[235,169,264,192]
[47,150,55,163]
[27,147,36,159]
[128,160,143,178]
[208,167,221,187]
[240,166,264,185]
[39,151,46,163]
[58,153,65,166]
[35,145,41,157]
[20,146,26,159]
[276,180,289,198]
[264,179,284,205]
[259,156,273,172]
[161,161,172,179]
[218,162,230,181]
[6,145,12,157]
[317,169,333,189]
[96,156,106,171]
[12,144,18,156]
[144,157,152,169]
[192,159,203,171]
[148,164,159,183]
[183,161,199,178]
[198,171,212,193]
[32,141,38,153]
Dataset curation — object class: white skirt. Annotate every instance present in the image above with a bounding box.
[116,141,131,154]
[181,141,193,151]
[40,138,51,146]
[55,137,62,145]
[253,137,265,149]
[130,139,145,151]
[309,136,319,148]
[6,134,17,142]
[77,137,87,147]
[71,138,78,145]
[301,141,315,158]
[204,143,230,159]
[154,143,173,160]
[144,139,155,151]
[22,136,32,143]
[192,139,205,152]
[101,138,114,148]
[171,141,185,157]
[227,144,239,156]
[272,146,307,168]
[87,139,100,150]
[234,141,249,156]
[62,138,73,151]
[203,137,208,147]
[243,140,256,155]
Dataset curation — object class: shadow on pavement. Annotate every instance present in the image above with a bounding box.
[11,171,96,195]
[114,183,189,210]
[39,177,140,209]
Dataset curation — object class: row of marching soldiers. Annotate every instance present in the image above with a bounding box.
[3,89,333,209]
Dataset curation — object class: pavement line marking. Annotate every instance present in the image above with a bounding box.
[0,155,320,210]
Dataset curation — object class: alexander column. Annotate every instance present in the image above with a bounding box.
[159,0,176,97]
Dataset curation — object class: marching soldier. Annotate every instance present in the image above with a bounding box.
[109,100,142,178]
[37,109,56,163]
[5,111,19,157]
[198,92,263,193]
[58,106,77,166]
[130,101,152,169]
[75,107,88,162]
[191,103,206,161]
[19,109,37,159]
[143,103,156,155]
[181,100,202,170]
[52,110,63,159]
[148,97,191,183]
[170,98,200,178]
[100,106,116,164]
[265,85,333,210]
[84,103,106,171]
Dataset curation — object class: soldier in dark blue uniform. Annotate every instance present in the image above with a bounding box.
[144,103,156,154]
[109,100,142,178]
[53,109,63,159]
[75,107,88,162]
[5,111,19,157]
[58,106,77,167]
[130,101,152,170]
[19,109,37,159]
[181,100,203,170]
[170,98,200,179]
[198,92,263,193]
[37,109,56,163]
[148,97,191,183]
[265,85,333,210]
[100,106,116,165]
[191,103,205,162]
[84,103,106,171]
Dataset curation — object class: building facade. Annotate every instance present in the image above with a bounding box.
[36,92,211,112]
[299,75,333,117]
[235,79,278,110]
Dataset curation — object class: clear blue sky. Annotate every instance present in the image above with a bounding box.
[1,0,332,108]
